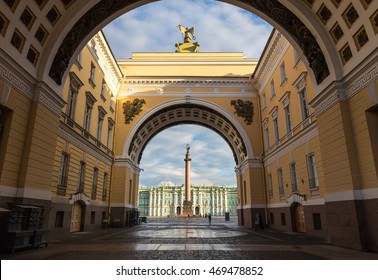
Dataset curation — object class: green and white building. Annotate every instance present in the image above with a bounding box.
[138,185,238,217]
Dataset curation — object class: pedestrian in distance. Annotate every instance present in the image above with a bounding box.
[208,214,211,225]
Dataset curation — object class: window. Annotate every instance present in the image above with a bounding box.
[101,80,107,101]
[92,167,98,199]
[277,168,284,195]
[290,162,298,192]
[284,105,292,133]
[243,181,247,204]
[294,49,301,65]
[313,213,322,230]
[110,94,116,112]
[270,213,274,224]
[268,174,273,198]
[261,93,267,110]
[83,92,96,135]
[57,152,69,195]
[107,118,115,149]
[280,62,286,84]
[55,211,64,228]
[273,117,280,143]
[97,106,107,143]
[67,84,78,120]
[307,154,319,189]
[90,211,96,224]
[281,213,286,225]
[270,80,276,98]
[102,172,108,201]
[76,51,82,68]
[78,161,86,192]
[264,127,270,150]
[299,88,310,120]
[89,62,96,86]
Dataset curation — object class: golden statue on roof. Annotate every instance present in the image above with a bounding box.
[176,24,200,53]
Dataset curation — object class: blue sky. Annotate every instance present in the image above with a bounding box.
[103,0,272,187]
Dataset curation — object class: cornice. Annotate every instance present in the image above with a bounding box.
[123,78,251,87]
[113,156,142,173]
[59,122,113,166]
[0,52,33,100]
[311,49,378,116]
[33,81,65,116]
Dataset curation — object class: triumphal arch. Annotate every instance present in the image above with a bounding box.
[0,0,377,252]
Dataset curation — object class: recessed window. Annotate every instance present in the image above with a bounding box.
[90,211,96,224]
[281,213,286,226]
[313,213,322,230]
[55,211,64,228]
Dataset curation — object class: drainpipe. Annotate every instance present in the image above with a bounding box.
[255,85,269,227]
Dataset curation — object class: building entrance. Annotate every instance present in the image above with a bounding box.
[70,201,84,232]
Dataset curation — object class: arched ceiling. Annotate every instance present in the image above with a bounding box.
[127,103,249,165]
[1,0,377,91]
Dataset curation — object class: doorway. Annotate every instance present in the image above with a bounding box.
[70,201,85,232]
[292,203,306,233]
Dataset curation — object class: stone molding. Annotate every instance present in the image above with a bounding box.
[312,58,378,116]
[113,157,142,174]
[59,122,113,166]
[0,61,33,100]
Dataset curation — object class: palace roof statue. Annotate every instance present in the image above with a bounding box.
[176,24,200,53]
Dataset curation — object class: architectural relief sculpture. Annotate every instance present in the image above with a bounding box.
[231,99,254,125]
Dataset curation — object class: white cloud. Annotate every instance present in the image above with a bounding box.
[103,1,272,187]
[139,125,236,187]
[103,0,272,58]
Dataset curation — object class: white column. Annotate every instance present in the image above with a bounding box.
[153,190,156,216]
[225,190,228,213]
[149,191,153,216]
[199,192,203,216]
[211,191,215,215]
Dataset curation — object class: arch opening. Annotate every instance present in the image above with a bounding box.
[126,103,250,166]
[47,0,333,88]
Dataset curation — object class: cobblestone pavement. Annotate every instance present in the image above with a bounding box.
[1,217,378,260]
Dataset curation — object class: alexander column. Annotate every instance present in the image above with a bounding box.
[183,144,193,216]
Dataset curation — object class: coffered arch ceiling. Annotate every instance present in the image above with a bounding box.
[1,0,377,91]
[46,0,334,87]
[123,100,253,166]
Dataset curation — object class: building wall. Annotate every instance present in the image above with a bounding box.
[48,32,122,233]
[255,31,327,237]
[138,185,238,217]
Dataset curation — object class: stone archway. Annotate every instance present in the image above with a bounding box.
[124,100,253,166]
[44,0,338,89]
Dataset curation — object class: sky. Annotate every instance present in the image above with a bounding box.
[103,0,273,187]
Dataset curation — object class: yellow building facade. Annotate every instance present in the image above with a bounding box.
[0,0,377,253]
